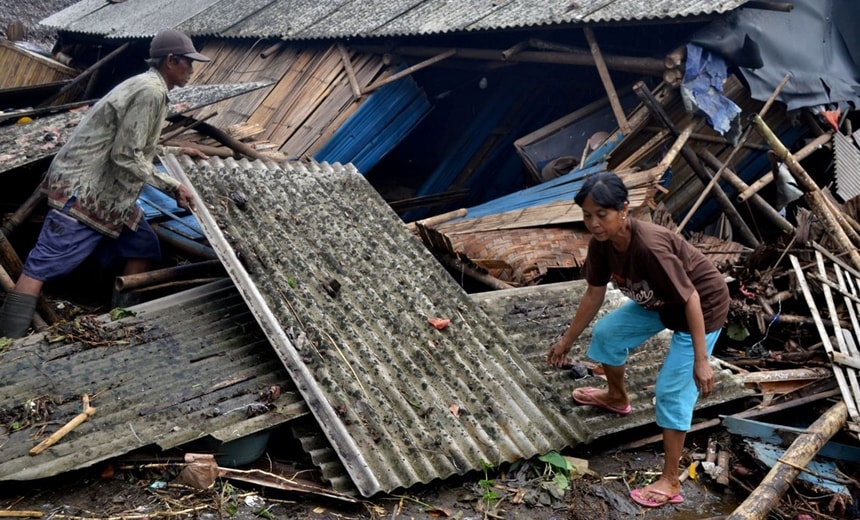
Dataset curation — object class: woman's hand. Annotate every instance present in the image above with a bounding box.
[547,340,572,368]
[693,357,714,397]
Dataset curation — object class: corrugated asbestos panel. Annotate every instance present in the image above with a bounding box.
[834,132,860,201]
[0,280,308,481]
[42,0,749,39]
[0,81,270,175]
[41,0,223,37]
[168,155,587,497]
[471,281,754,444]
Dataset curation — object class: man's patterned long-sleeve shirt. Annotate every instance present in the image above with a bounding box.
[44,68,181,238]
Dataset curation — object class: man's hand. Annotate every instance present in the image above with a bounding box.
[175,185,196,211]
[180,146,209,160]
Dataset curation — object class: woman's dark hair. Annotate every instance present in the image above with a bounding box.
[574,171,628,210]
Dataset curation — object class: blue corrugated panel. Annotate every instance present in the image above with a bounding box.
[314,75,431,174]
[138,185,204,240]
[456,162,607,221]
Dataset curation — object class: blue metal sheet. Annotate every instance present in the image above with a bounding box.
[138,184,204,240]
[457,162,607,221]
[314,75,431,174]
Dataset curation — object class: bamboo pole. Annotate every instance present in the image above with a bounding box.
[726,401,848,520]
[180,120,276,163]
[752,115,860,270]
[29,395,96,456]
[352,44,665,77]
[115,259,225,292]
[697,149,794,234]
[159,111,218,144]
[632,83,759,246]
[1,186,45,237]
[438,255,514,291]
[0,511,44,518]
[737,132,832,202]
[583,27,630,135]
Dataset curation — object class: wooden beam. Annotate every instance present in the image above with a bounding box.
[697,149,794,234]
[737,132,832,202]
[352,44,665,77]
[677,72,790,233]
[583,27,630,135]
[633,83,759,246]
[159,111,217,144]
[38,42,130,108]
[361,49,457,95]
[336,44,362,99]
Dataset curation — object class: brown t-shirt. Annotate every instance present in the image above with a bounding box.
[583,218,729,332]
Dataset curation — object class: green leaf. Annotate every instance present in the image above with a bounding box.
[109,308,136,321]
[726,322,749,341]
[553,472,570,491]
[538,451,571,473]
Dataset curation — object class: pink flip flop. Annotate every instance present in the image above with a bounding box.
[630,487,684,508]
[571,387,632,415]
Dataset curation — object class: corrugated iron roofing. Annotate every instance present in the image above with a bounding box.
[41,0,749,39]
[169,155,752,497]
[0,279,307,481]
[834,132,860,202]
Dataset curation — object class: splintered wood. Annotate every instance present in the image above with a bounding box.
[791,249,860,437]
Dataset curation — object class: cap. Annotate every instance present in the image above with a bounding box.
[149,28,210,62]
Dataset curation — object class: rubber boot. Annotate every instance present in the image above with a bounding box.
[0,291,39,338]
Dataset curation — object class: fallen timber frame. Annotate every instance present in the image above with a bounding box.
[791,250,860,434]
[753,115,860,270]
[632,82,760,247]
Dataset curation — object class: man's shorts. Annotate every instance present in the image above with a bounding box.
[22,208,161,282]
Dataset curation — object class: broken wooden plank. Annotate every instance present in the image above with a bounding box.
[583,27,629,135]
[790,253,860,426]
[726,401,848,520]
[723,415,860,462]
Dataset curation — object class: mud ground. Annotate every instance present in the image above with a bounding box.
[1,426,741,520]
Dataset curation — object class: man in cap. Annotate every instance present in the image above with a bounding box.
[0,29,211,338]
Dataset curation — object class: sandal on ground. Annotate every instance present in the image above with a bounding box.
[571,387,631,415]
[630,487,684,508]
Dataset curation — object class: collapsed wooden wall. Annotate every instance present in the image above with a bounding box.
[188,41,387,160]
[0,39,77,103]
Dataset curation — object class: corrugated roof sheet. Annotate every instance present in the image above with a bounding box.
[41,0,749,39]
[169,155,585,496]
[165,154,751,497]
[0,279,307,481]
[0,81,271,175]
[834,131,860,201]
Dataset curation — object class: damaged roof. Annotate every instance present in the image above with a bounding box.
[0,81,272,175]
[0,279,307,481]
[41,0,749,40]
[162,154,751,497]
